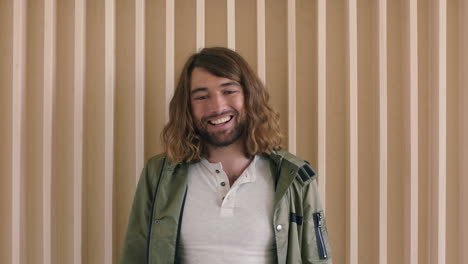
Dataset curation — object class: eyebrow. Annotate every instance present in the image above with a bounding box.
[191,82,240,95]
[220,81,240,87]
[191,87,207,95]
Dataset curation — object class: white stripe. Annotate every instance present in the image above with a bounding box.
[73,0,85,263]
[43,0,56,263]
[348,0,359,263]
[287,0,296,154]
[105,0,115,262]
[196,0,205,50]
[256,0,266,84]
[166,0,175,122]
[135,0,145,182]
[12,0,26,263]
[409,0,419,263]
[317,0,327,209]
[437,1,447,263]
[227,0,235,50]
[378,1,388,263]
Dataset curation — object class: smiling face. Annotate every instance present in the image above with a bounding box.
[190,67,246,147]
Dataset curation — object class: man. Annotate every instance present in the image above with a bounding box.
[120,47,332,263]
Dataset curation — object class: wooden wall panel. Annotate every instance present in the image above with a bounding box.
[205,0,227,47]
[54,1,75,263]
[460,2,468,264]
[296,0,317,165]
[446,1,460,264]
[325,0,347,263]
[84,1,107,263]
[235,0,257,72]
[174,0,196,83]
[266,0,288,149]
[115,0,136,262]
[145,0,165,159]
[387,0,407,263]
[0,1,466,263]
[356,1,379,263]
[25,0,45,262]
[0,1,14,262]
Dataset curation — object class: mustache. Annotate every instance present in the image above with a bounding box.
[201,110,238,123]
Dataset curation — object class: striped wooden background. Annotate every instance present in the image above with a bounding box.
[0,0,467,263]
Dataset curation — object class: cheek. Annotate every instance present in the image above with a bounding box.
[233,96,245,112]
[191,103,203,120]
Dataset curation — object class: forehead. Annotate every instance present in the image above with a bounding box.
[190,67,236,90]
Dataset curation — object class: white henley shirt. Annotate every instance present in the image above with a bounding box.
[176,155,277,264]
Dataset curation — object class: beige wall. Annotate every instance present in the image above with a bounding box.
[1,0,467,264]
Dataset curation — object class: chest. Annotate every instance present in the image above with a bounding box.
[178,157,276,261]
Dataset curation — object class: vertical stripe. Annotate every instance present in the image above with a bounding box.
[348,0,358,263]
[409,0,419,263]
[317,0,326,208]
[165,0,174,122]
[196,0,205,50]
[256,0,266,84]
[104,0,115,263]
[11,1,26,264]
[135,0,145,182]
[73,1,85,263]
[460,2,468,263]
[437,1,447,263]
[287,0,296,154]
[43,0,56,263]
[378,0,388,263]
[227,0,235,50]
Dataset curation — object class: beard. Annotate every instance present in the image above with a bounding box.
[194,110,246,147]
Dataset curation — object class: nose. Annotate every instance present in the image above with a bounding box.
[208,93,226,113]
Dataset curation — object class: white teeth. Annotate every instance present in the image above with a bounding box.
[209,116,231,125]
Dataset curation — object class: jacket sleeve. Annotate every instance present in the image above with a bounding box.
[301,179,333,263]
[120,159,159,264]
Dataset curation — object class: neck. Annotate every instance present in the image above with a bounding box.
[205,140,252,184]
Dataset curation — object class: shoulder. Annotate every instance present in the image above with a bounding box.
[144,153,188,177]
[145,153,167,172]
[268,149,317,184]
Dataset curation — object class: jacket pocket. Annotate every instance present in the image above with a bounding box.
[312,211,328,260]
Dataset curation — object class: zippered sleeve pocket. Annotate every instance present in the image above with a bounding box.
[313,211,329,260]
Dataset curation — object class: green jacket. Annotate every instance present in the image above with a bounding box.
[120,150,332,263]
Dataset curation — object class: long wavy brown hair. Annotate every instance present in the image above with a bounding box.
[162,47,282,163]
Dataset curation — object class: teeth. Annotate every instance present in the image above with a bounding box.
[209,116,231,125]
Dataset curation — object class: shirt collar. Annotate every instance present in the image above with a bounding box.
[199,155,258,184]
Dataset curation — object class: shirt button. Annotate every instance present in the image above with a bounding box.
[215,169,220,173]
[276,224,283,231]
[220,181,226,187]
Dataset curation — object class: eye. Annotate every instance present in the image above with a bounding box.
[194,95,208,100]
[224,90,237,95]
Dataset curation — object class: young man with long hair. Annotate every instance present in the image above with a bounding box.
[120,47,332,263]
